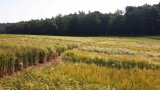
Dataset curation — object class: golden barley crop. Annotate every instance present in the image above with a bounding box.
[0,34,160,90]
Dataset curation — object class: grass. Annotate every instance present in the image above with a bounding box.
[63,50,160,69]
[0,35,79,76]
[0,62,160,90]
[0,34,160,90]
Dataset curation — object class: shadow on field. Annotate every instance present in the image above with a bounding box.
[147,36,160,40]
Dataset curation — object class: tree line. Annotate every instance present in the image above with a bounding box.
[1,3,160,36]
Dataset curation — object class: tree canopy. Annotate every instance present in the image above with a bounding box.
[1,3,160,36]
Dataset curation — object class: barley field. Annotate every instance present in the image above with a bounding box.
[0,34,160,90]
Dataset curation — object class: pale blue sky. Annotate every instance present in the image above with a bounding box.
[0,0,159,23]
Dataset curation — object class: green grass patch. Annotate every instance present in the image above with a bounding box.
[63,50,160,69]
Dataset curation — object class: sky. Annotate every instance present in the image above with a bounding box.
[0,0,159,23]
